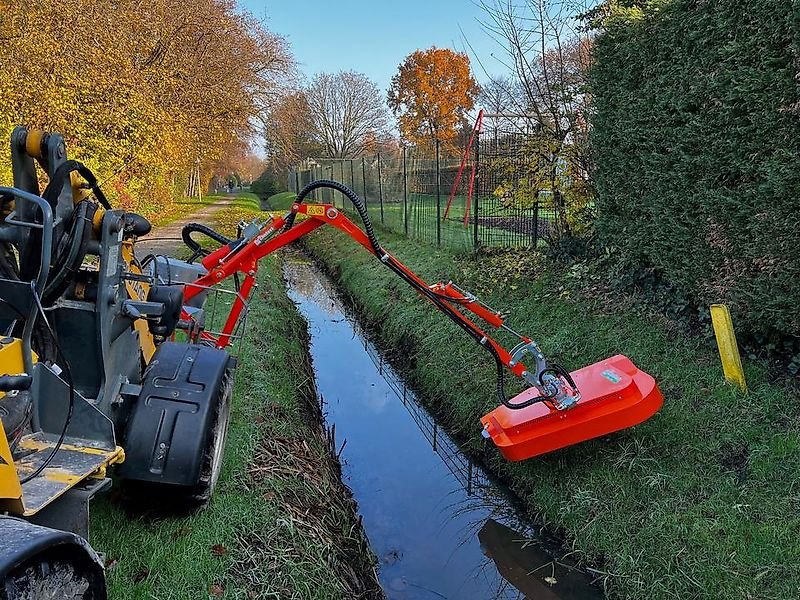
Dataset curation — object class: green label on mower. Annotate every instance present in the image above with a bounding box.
[601,369,621,384]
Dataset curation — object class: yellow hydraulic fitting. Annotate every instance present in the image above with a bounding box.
[71,171,92,204]
[92,207,106,237]
[24,129,45,159]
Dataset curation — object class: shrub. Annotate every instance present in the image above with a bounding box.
[251,170,280,205]
[591,0,800,358]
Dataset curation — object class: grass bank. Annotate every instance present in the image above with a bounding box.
[91,194,382,599]
[268,191,800,600]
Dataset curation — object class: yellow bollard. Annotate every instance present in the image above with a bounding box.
[710,304,747,392]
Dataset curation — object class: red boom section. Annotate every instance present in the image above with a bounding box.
[181,203,536,379]
[178,202,663,461]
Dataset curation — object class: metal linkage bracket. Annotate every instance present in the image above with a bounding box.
[509,340,547,387]
[508,341,581,410]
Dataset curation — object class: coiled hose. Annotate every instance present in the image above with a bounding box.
[182,223,234,262]
[287,179,560,410]
[43,200,97,304]
[19,160,110,290]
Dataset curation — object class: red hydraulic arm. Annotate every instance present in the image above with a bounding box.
[181,201,555,406]
[177,181,663,462]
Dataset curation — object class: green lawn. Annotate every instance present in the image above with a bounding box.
[288,190,800,600]
[276,190,547,252]
[91,194,380,600]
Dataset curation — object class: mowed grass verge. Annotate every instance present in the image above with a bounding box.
[91,194,381,600]
[267,190,800,600]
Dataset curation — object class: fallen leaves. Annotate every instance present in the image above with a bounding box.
[132,568,150,584]
[209,583,225,597]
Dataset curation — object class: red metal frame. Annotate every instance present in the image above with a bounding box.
[179,201,663,460]
[444,109,484,226]
[182,203,531,380]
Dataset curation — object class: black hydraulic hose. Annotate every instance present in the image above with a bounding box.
[43,200,96,304]
[20,285,74,484]
[541,363,577,391]
[42,160,111,210]
[290,180,557,410]
[289,179,382,254]
[20,161,110,292]
[0,287,75,485]
[182,223,234,262]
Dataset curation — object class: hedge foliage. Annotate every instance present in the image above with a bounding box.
[250,170,281,206]
[591,0,799,356]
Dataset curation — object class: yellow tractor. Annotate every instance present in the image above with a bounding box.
[0,128,235,598]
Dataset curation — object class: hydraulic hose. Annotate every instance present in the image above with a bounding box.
[289,179,558,410]
[43,200,96,304]
[182,223,234,262]
[42,160,112,211]
[289,179,383,255]
[19,161,109,302]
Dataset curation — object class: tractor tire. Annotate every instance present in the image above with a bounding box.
[121,368,233,513]
[184,368,233,508]
[0,519,106,600]
[2,553,105,600]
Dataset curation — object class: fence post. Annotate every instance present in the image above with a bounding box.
[402,146,408,236]
[327,165,333,204]
[339,160,345,208]
[435,139,441,247]
[294,169,300,197]
[473,131,480,251]
[361,156,368,205]
[349,159,355,194]
[377,152,384,224]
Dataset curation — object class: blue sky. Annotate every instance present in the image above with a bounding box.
[239,0,508,94]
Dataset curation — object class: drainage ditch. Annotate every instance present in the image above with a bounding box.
[284,255,602,600]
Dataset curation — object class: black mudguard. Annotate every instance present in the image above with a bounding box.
[117,342,232,487]
[0,516,106,595]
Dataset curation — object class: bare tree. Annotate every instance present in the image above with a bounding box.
[263,90,323,173]
[478,0,596,238]
[304,71,390,158]
[478,75,520,116]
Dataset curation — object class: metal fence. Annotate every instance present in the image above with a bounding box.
[289,133,555,252]
[475,129,557,249]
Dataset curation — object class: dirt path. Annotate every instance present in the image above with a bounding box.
[137,196,236,256]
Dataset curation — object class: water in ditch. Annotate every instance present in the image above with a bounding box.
[284,256,603,600]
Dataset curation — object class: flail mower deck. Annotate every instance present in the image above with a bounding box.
[481,354,663,461]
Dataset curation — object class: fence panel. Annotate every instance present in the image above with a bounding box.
[289,130,551,252]
[474,129,553,248]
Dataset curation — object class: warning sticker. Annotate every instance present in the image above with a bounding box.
[601,369,622,384]
[306,205,325,217]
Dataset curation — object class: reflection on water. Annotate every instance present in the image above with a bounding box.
[284,256,602,600]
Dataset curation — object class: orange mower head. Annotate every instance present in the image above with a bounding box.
[481,355,663,461]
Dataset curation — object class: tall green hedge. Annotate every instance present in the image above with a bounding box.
[591,0,800,357]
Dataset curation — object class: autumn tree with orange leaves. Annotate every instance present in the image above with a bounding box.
[0,0,292,217]
[387,48,479,149]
